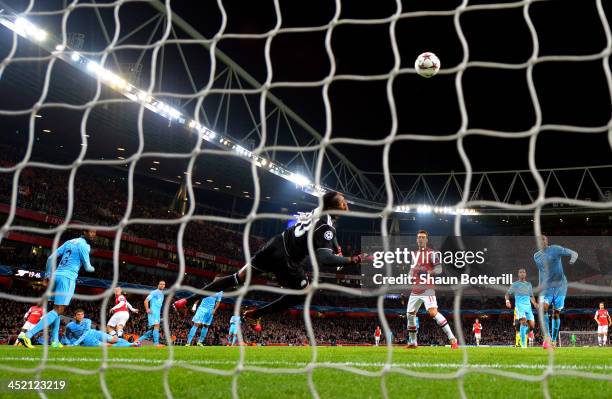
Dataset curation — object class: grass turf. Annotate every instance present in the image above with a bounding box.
[0,345,610,398]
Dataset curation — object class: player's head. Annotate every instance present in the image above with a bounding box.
[416,230,428,249]
[82,229,96,240]
[114,287,122,296]
[323,191,348,213]
[600,302,605,309]
[518,268,527,280]
[475,318,479,323]
[538,235,548,249]
[157,280,166,290]
[74,309,85,322]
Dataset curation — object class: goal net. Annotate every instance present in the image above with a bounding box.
[0,0,611,398]
[558,331,602,347]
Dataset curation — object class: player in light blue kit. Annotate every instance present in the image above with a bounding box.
[63,309,134,347]
[62,309,92,346]
[137,280,166,347]
[186,291,222,346]
[534,236,578,348]
[18,230,96,349]
[505,268,537,348]
[227,314,241,346]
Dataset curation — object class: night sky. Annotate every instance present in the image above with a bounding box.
[0,0,610,208]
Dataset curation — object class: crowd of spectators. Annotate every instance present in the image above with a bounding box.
[0,285,606,347]
[0,150,266,262]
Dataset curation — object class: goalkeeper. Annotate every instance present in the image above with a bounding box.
[174,191,367,330]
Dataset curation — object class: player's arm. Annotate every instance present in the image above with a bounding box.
[126,300,138,313]
[212,295,222,314]
[594,311,599,324]
[528,283,537,308]
[144,296,151,314]
[313,225,367,268]
[77,241,95,272]
[45,242,68,277]
[110,298,124,313]
[504,286,513,308]
[72,319,92,346]
[607,313,611,327]
[557,246,578,264]
[316,248,364,266]
[23,307,31,320]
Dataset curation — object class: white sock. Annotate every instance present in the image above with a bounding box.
[117,329,123,338]
[433,313,455,340]
[603,336,607,345]
[407,314,417,345]
[109,330,117,336]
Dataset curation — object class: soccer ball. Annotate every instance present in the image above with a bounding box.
[414,52,440,78]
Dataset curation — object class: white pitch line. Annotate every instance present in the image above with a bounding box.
[0,357,611,371]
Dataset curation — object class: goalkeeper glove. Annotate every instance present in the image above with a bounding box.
[350,253,370,264]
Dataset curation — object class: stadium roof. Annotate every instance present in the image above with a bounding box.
[0,0,610,216]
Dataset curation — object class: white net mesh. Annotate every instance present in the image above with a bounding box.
[0,0,611,398]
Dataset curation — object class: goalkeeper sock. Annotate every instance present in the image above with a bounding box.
[187,326,198,344]
[51,316,61,343]
[407,314,417,345]
[153,329,160,345]
[433,313,455,340]
[519,325,528,348]
[551,318,560,342]
[543,313,550,340]
[198,326,209,343]
[26,310,58,339]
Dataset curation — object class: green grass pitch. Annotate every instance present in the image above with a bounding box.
[0,346,610,398]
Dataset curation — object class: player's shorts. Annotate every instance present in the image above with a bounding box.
[406,294,437,314]
[229,325,238,335]
[81,330,111,347]
[474,333,481,339]
[49,275,76,306]
[515,305,535,321]
[21,321,35,331]
[597,325,609,334]
[147,312,161,327]
[107,311,130,327]
[250,234,308,290]
[375,336,380,342]
[192,309,213,325]
[540,286,567,310]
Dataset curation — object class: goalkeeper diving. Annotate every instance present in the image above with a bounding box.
[173,191,368,330]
